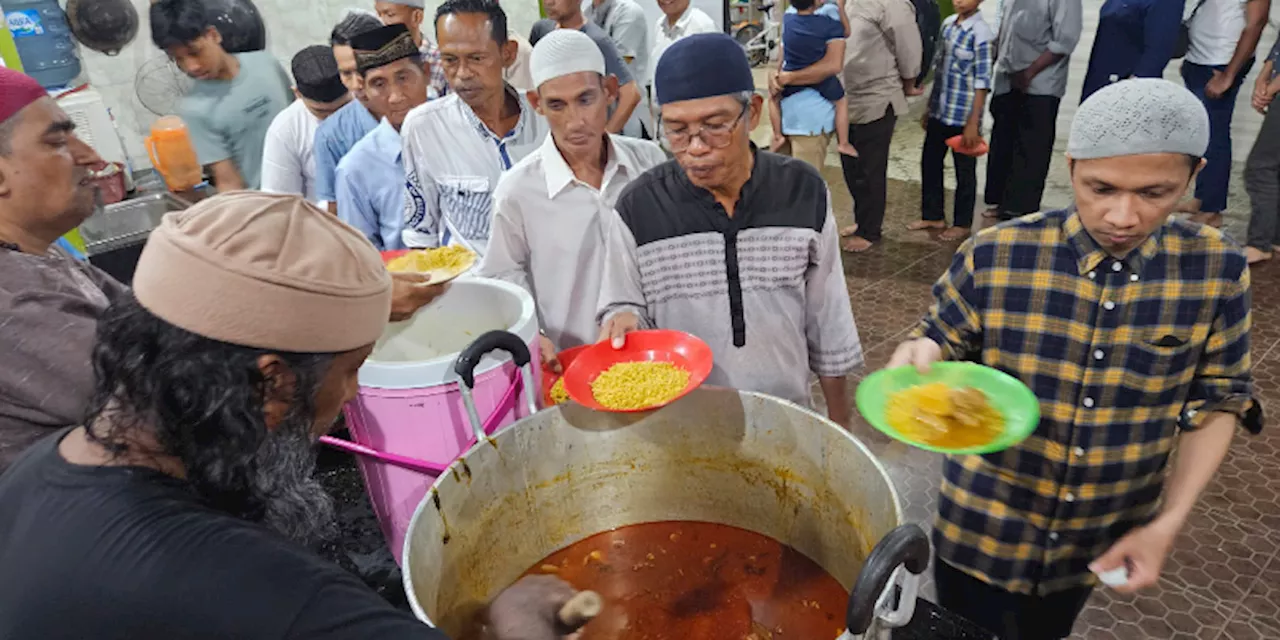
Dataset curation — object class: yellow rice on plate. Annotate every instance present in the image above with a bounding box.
[590,361,691,410]
[549,377,570,405]
[386,245,476,281]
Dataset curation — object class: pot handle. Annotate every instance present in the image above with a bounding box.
[844,523,930,635]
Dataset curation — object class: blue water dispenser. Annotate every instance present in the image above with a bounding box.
[3,0,81,88]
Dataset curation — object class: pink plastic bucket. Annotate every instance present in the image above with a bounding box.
[322,278,540,563]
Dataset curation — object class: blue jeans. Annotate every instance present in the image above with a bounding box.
[1181,59,1255,213]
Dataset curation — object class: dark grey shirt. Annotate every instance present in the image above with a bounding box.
[529,19,635,87]
[0,247,124,472]
[993,0,1084,97]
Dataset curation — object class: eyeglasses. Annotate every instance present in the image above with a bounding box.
[659,104,749,152]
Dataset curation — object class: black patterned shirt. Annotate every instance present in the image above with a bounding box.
[597,149,864,407]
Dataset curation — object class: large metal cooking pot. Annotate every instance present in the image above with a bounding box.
[403,380,906,637]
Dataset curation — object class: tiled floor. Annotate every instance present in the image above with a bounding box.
[812,170,1280,639]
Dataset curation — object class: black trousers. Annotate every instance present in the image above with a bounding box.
[921,118,977,229]
[984,91,1060,217]
[935,559,1093,640]
[840,106,898,241]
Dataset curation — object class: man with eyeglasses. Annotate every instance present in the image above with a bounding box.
[597,33,863,426]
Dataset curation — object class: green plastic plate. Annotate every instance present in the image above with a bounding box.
[855,362,1041,455]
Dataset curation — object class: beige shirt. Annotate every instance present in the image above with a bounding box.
[480,133,666,349]
[841,0,923,125]
[505,30,535,92]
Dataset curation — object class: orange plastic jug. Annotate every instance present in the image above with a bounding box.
[145,116,202,191]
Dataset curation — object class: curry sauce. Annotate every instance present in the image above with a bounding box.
[521,521,848,640]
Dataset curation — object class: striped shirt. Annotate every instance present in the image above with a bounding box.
[914,209,1259,595]
[928,13,994,127]
[597,149,863,407]
[399,87,549,253]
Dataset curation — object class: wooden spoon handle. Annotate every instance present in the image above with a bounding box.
[557,590,603,630]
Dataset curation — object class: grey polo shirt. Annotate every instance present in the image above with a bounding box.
[992,0,1083,98]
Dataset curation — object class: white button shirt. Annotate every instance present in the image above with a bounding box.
[649,6,719,87]
[400,87,550,253]
[479,133,666,349]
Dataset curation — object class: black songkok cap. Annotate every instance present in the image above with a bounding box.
[291,45,347,103]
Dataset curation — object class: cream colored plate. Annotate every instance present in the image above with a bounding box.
[388,248,477,285]
[421,253,476,285]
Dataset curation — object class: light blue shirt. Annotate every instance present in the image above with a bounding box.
[780,89,836,136]
[314,99,379,202]
[780,2,839,136]
[335,120,406,251]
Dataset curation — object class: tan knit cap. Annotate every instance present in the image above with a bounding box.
[133,191,392,353]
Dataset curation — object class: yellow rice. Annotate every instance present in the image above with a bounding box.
[590,361,691,410]
[549,377,570,405]
[386,245,475,274]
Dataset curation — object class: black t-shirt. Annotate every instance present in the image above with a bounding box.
[0,430,448,640]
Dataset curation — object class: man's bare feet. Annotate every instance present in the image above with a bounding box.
[907,220,947,231]
[841,236,873,252]
[1246,246,1273,264]
[839,224,859,237]
[982,206,1001,219]
[770,135,788,152]
[837,142,859,157]
[939,226,971,241]
[1189,212,1224,228]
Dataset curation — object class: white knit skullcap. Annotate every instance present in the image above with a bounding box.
[530,28,606,89]
[1068,78,1210,160]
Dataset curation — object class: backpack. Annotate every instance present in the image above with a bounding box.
[910,0,943,87]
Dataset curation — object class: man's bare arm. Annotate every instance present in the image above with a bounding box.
[208,159,245,192]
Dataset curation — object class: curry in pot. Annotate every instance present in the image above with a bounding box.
[489,521,849,639]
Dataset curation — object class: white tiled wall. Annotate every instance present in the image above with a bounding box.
[69,0,542,170]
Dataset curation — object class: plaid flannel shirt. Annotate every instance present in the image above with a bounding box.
[913,209,1260,595]
[928,14,994,127]
[420,42,449,99]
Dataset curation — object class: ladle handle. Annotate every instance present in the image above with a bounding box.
[845,523,930,634]
[557,590,603,630]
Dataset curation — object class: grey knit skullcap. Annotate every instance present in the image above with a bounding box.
[1068,79,1209,160]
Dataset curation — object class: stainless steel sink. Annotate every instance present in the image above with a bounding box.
[80,192,190,256]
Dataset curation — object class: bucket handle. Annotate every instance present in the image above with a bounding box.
[319,331,535,476]
[318,434,448,476]
[454,330,539,442]
[841,523,929,638]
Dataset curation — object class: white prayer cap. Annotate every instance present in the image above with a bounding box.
[530,28,606,90]
[1068,78,1210,160]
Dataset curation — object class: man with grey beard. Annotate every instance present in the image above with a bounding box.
[0,191,576,639]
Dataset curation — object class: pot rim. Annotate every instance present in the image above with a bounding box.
[400,389,907,626]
